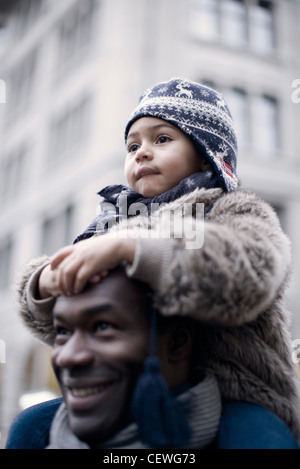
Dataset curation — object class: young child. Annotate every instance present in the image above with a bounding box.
[18,78,300,446]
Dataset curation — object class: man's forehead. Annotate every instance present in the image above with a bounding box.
[53,293,114,316]
[53,269,146,317]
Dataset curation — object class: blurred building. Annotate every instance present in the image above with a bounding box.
[0,0,300,447]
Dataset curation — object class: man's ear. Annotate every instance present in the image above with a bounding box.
[167,323,193,363]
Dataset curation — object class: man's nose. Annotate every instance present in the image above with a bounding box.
[54,331,94,369]
[135,142,153,162]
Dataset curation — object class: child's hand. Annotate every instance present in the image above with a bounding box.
[49,235,135,296]
[38,263,107,299]
[39,264,64,299]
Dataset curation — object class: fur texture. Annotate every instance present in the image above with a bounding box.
[16,186,300,441]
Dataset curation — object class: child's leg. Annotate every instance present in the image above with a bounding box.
[217,401,299,449]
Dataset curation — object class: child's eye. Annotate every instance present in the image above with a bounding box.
[128,143,139,153]
[157,135,171,144]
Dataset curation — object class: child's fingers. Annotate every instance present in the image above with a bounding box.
[51,245,74,270]
[89,271,108,283]
[39,264,63,298]
[89,274,101,283]
[73,264,94,295]
[56,256,104,295]
[57,256,83,295]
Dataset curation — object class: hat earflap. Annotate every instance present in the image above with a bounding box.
[131,308,191,448]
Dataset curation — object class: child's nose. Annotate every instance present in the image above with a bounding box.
[135,143,153,162]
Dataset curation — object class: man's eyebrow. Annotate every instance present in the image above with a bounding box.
[53,303,114,320]
[127,123,175,140]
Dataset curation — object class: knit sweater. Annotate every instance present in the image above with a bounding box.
[46,376,221,449]
[16,186,300,442]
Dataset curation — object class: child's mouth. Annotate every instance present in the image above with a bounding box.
[136,166,159,180]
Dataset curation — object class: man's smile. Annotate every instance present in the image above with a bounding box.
[64,379,120,412]
[70,382,115,398]
[60,367,123,411]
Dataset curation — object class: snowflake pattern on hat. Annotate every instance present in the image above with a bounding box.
[125,78,238,192]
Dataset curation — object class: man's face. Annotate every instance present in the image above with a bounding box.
[51,271,152,443]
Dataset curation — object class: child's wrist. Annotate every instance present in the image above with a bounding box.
[38,264,53,299]
[118,237,136,265]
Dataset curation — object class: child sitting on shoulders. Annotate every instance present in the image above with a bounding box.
[17,78,300,447]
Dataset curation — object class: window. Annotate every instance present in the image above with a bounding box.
[199,81,278,155]
[41,205,74,255]
[188,0,218,42]
[48,95,91,164]
[0,79,6,104]
[225,88,249,146]
[0,145,29,201]
[6,50,37,118]
[0,237,13,291]
[58,0,95,68]
[253,95,279,156]
[249,1,275,54]
[0,23,6,58]
[189,0,275,54]
[220,0,247,47]
[14,0,43,39]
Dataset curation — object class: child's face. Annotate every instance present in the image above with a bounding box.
[124,117,205,197]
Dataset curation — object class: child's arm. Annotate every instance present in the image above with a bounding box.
[125,189,291,327]
[16,234,136,344]
[16,255,57,345]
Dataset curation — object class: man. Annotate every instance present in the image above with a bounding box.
[7,268,221,449]
[6,268,300,449]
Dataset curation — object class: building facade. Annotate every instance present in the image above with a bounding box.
[0,0,300,447]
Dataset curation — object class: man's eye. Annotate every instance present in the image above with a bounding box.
[94,321,113,333]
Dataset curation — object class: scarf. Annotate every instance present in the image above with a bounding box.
[73,170,220,243]
[46,374,221,449]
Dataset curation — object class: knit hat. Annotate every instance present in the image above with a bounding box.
[124,77,238,192]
